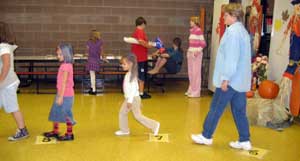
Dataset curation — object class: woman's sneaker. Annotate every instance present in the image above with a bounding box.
[8,127,29,141]
[115,130,130,136]
[229,141,252,151]
[191,134,213,145]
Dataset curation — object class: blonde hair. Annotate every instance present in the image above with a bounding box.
[224,3,244,22]
[190,16,200,27]
[90,30,101,41]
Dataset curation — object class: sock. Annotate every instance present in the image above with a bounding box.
[90,71,96,92]
[140,92,143,95]
[66,118,73,135]
[53,122,59,134]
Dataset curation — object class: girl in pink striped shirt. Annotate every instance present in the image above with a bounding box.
[186,16,207,98]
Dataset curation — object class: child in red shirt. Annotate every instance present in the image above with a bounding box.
[131,17,153,99]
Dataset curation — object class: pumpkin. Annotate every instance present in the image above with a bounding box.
[246,91,255,98]
[258,80,279,99]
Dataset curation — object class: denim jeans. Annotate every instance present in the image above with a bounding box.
[202,86,250,142]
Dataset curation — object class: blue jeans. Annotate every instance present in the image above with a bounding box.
[202,86,250,142]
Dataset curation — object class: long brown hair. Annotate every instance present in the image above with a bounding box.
[121,53,138,82]
[0,22,16,44]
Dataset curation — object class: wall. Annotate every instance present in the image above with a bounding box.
[208,0,229,91]
[0,0,214,80]
[268,0,293,81]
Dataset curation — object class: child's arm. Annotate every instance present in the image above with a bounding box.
[138,39,153,48]
[125,78,139,109]
[0,54,10,82]
[99,39,103,59]
[85,45,89,56]
[100,44,109,63]
[123,37,155,48]
[56,71,69,105]
[151,50,160,57]
[100,45,103,59]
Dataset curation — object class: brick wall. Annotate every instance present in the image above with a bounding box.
[0,0,213,80]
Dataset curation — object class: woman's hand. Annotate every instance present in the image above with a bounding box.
[221,80,229,92]
[56,96,63,106]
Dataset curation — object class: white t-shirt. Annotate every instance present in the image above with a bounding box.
[0,43,19,89]
[123,72,140,103]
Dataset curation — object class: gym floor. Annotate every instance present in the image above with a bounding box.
[0,81,299,161]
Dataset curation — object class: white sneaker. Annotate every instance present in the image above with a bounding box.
[153,122,160,136]
[187,94,200,98]
[115,130,130,136]
[229,141,252,150]
[191,134,213,145]
[184,92,190,96]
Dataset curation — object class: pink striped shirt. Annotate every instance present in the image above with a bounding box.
[188,26,206,52]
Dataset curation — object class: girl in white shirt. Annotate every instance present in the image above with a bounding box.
[115,53,160,136]
[0,22,29,141]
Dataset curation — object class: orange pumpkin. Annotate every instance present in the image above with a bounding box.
[246,91,255,98]
[258,80,280,99]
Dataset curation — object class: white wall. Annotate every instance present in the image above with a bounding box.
[268,0,293,81]
[208,0,229,91]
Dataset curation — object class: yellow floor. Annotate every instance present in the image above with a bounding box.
[0,82,300,161]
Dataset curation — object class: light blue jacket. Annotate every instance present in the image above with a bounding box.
[213,22,252,92]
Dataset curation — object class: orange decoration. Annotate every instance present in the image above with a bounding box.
[290,66,300,116]
[246,91,255,98]
[258,80,280,99]
[199,7,205,31]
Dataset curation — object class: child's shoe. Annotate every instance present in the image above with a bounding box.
[58,134,74,141]
[188,94,200,98]
[115,130,130,136]
[88,88,97,95]
[8,127,29,141]
[140,92,151,99]
[43,131,59,138]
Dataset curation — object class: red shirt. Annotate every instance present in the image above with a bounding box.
[131,28,148,62]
